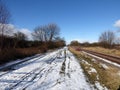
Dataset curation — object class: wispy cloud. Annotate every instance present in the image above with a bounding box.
[0,24,33,40]
[114,19,120,28]
[20,28,32,40]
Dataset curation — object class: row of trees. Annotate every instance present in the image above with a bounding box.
[69,40,99,47]
[70,30,120,49]
[0,0,65,51]
[0,23,65,49]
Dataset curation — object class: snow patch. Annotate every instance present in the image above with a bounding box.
[95,81,108,90]
[96,75,99,80]
[88,67,97,74]
[100,63,109,69]
[91,58,96,62]
[81,60,91,66]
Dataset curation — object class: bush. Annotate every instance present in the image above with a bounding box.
[0,48,40,65]
[0,49,20,64]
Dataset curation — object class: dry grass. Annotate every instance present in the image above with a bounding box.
[83,46,120,57]
[0,47,41,65]
[69,47,120,90]
[16,47,41,55]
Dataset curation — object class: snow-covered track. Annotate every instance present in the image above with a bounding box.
[0,54,46,77]
[0,48,93,90]
[0,54,45,71]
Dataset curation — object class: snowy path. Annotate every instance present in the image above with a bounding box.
[0,48,92,90]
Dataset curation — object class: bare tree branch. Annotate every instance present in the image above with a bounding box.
[0,0,11,50]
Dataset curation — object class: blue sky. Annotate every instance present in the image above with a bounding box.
[5,0,120,43]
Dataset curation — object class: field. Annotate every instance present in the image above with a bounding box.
[82,46,120,57]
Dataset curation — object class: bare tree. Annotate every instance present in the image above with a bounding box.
[99,31,115,48]
[0,0,11,50]
[47,23,60,42]
[32,23,60,42]
[32,26,45,42]
[115,30,120,45]
[115,37,120,45]
[14,31,27,41]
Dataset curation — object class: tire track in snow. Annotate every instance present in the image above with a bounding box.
[10,51,62,90]
[23,52,64,90]
[49,49,93,90]
[0,48,93,90]
[0,54,45,77]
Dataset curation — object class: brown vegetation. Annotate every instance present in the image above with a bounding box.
[83,46,120,57]
[0,48,40,65]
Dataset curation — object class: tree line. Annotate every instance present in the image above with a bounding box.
[0,0,65,64]
[70,31,120,49]
[0,0,65,51]
[0,23,65,50]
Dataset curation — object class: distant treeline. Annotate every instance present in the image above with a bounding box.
[69,30,120,49]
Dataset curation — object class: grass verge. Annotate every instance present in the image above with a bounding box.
[69,46,120,90]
